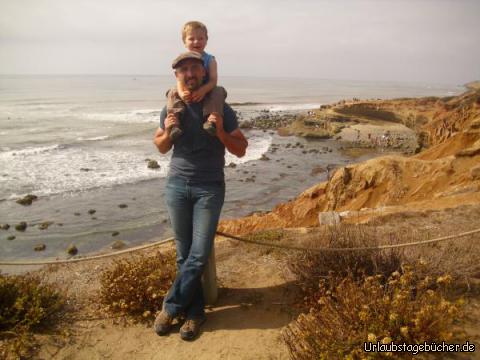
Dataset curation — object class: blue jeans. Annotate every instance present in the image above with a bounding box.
[163,175,225,319]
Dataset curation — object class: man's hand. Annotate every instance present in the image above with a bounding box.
[208,112,247,158]
[207,112,223,134]
[165,112,179,132]
[191,87,208,103]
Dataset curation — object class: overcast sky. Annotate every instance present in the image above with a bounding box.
[1,0,479,84]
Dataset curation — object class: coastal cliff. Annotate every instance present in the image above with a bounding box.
[219,83,480,235]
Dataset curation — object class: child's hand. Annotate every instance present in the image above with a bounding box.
[191,88,207,103]
[182,90,192,103]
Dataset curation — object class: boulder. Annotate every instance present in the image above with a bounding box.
[111,240,126,250]
[118,204,128,209]
[34,244,46,251]
[310,166,325,176]
[471,165,480,180]
[7,235,15,241]
[16,194,38,206]
[0,224,10,230]
[15,222,27,232]
[147,160,160,169]
[112,231,120,237]
[88,209,96,215]
[67,245,78,255]
[38,221,54,230]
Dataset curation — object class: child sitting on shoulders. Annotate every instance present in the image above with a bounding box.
[167,21,227,141]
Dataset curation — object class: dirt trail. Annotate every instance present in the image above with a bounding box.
[36,239,295,360]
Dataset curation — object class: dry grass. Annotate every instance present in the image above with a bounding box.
[0,272,65,359]
[283,224,475,359]
[99,250,176,321]
[283,267,464,359]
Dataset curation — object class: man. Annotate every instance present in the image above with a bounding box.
[153,51,248,341]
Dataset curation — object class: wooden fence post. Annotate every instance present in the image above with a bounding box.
[202,246,218,305]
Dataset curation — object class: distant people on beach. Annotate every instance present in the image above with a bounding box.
[166,21,227,141]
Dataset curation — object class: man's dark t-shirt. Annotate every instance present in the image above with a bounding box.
[159,103,238,182]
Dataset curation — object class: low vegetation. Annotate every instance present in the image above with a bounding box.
[283,267,464,359]
[99,251,177,321]
[0,272,65,359]
[283,225,471,359]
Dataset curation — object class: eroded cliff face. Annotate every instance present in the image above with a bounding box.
[219,85,480,236]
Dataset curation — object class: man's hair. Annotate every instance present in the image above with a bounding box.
[182,21,208,42]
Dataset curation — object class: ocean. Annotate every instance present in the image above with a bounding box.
[0,75,464,260]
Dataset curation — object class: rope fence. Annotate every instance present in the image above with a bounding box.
[1,228,479,266]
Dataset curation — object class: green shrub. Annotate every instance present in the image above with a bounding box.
[0,273,64,332]
[283,267,464,359]
[99,251,176,320]
[0,272,65,359]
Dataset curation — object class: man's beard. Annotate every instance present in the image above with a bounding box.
[184,76,202,91]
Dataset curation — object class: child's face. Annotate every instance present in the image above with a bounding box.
[184,28,207,53]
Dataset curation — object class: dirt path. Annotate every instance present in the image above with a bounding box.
[35,240,296,360]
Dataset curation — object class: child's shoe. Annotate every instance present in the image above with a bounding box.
[169,126,183,141]
[203,121,216,136]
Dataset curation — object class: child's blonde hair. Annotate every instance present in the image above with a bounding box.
[182,21,208,43]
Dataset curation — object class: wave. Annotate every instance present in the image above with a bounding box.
[76,135,109,142]
[0,144,64,157]
[0,130,272,199]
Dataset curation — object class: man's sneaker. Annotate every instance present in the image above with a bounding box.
[153,310,174,336]
[179,316,206,341]
[169,126,183,141]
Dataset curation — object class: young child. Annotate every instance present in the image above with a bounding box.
[167,21,227,141]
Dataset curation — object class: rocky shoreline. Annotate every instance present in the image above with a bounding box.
[1,100,423,259]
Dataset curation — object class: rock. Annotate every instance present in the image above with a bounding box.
[15,222,27,232]
[310,166,325,176]
[38,221,54,230]
[16,194,38,206]
[0,224,10,230]
[471,165,480,180]
[74,212,81,216]
[34,244,46,251]
[260,154,270,161]
[7,235,15,240]
[57,223,63,226]
[67,245,78,255]
[91,217,97,220]
[147,160,160,169]
[341,167,352,185]
[227,162,237,168]
[88,209,96,215]
[80,168,92,172]
[111,240,126,249]
[318,211,341,226]
[112,231,120,237]
[118,204,128,209]
[456,139,480,157]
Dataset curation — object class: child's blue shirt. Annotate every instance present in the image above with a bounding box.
[202,52,214,84]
